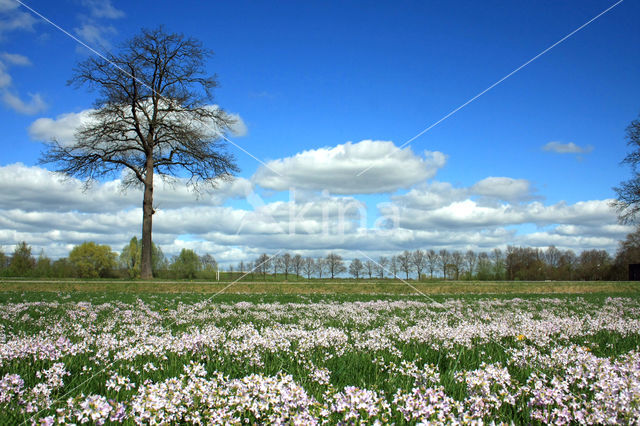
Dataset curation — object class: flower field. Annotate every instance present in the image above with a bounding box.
[1,292,640,424]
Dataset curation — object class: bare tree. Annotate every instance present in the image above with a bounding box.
[438,249,450,280]
[492,248,505,280]
[398,250,411,280]
[451,251,464,280]
[255,253,270,281]
[315,258,328,279]
[390,255,399,279]
[364,260,375,279]
[281,253,292,280]
[377,256,388,279]
[326,253,346,279]
[273,255,283,277]
[292,254,303,279]
[40,27,238,279]
[412,249,426,281]
[426,249,438,279]
[349,258,364,279]
[302,257,315,280]
[464,250,477,280]
[613,116,640,223]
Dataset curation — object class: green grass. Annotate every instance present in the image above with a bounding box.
[1,278,639,295]
[1,290,639,423]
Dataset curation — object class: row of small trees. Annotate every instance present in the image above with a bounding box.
[0,238,216,280]
[247,245,627,282]
[2,229,639,280]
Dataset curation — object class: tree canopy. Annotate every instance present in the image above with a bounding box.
[40,27,238,279]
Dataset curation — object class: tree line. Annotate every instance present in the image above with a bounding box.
[2,228,639,280]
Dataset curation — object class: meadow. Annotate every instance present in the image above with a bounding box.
[0,282,639,424]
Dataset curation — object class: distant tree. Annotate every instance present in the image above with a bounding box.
[171,248,201,279]
[438,249,450,280]
[614,226,640,279]
[412,249,426,281]
[613,115,640,223]
[292,254,303,279]
[577,249,611,281]
[426,249,438,279]
[281,253,292,280]
[246,261,254,280]
[349,258,364,279]
[377,256,388,279]
[51,258,74,278]
[451,251,464,280]
[201,253,217,271]
[120,236,165,278]
[255,253,270,281]
[558,249,577,280]
[273,255,283,278]
[34,250,52,278]
[464,250,477,280]
[120,237,141,278]
[364,260,375,279]
[302,257,315,280]
[316,258,328,279]
[398,250,411,280]
[9,241,35,277]
[40,27,239,279]
[69,241,117,278]
[476,252,493,280]
[326,253,346,279]
[544,245,562,280]
[0,249,7,275]
[390,255,399,279]
[492,248,505,280]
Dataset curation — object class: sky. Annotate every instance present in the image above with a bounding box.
[0,0,639,266]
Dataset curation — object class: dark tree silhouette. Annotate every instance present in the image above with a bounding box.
[40,27,238,279]
[613,116,640,223]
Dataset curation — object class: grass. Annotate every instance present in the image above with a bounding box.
[1,278,639,295]
[1,289,639,423]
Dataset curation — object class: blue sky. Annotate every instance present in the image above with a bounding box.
[0,0,639,264]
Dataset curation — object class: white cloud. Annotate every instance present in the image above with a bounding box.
[253,140,446,194]
[74,22,117,49]
[0,163,253,214]
[470,177,534,202]
[80,0,125,19]
[542,141,594,155]
[0,52,30,65]
[29,106,248,145]
[2,91,46,114]
[0,1,36,35]
[29,109,94,145]
[0,51,46,115]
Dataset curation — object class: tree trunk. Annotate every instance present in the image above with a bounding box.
[140,157,154,280]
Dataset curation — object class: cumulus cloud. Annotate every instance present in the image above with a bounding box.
[542,141,594,155]
[29,107,247,145]
[253,140,446,194]
[80,0,125,19]
[0,163,253,213]
[2,91,46,114]
[74,22,117,49]
[470,177,535,202]
[0,0,37,35]
[0,52,30,65]
[0,50,47,114]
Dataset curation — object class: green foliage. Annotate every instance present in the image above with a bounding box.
[51,258,75,278]
[34,250,52,278]
[9,241,35,276]
[171,248,201,279]
[69,241,117,278]
[120,237,167,278]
